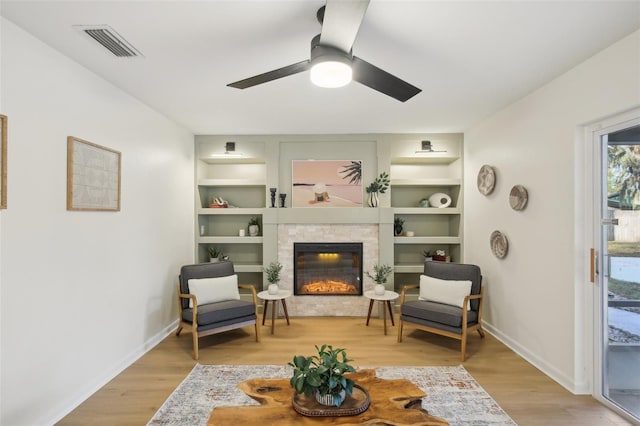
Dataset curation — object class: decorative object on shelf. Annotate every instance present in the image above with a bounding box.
[419,198,430,207]
[366,263,392,295]
[67,136,121,211]
[509,184,528,211]
[239,229,245,237]
[208,246,223,262]
[432,249,450,262]
[200,225,205,236]
[428,192,452,208]
[365,172,390,208]
[405,231,415,237]
[422,250,433,261]
[209,196,229,208]
[288,344,356,408]
[292,160,363,207]
[279,193,287,208]
[0,114,6,209]
[248,216,260,236]
[477,165,496,195]
[394,217,405,236]
[264,261,283,286]
[490,230,508,259]
[270,187,277,208]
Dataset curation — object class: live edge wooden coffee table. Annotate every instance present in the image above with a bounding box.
[208,369,448,425]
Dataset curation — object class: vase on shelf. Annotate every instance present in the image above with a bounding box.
[367,191,379,208]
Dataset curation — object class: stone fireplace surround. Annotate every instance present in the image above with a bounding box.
[277,224,379,317]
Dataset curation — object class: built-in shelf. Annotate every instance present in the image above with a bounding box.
[393,207,461,215]
[198,236,264,244]
[198,178,265,187]
[391,155,459,165]
[200,157,265,165]
[394,236,461,244]
[390,178,461,186]
[198,207,264,215]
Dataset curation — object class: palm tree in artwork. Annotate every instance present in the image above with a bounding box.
[339,161,362,185]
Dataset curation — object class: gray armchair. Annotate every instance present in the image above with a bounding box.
[397,261,485,361]
[176,261,259,359]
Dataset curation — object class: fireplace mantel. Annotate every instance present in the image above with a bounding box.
[263,207,392,225]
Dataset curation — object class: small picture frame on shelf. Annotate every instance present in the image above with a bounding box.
[67,136,121,211]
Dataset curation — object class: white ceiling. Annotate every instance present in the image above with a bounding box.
[2,1,639,135]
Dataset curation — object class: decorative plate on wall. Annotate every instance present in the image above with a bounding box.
[509,185,528,211]
[490,230,508,259]
[477,165,496,195]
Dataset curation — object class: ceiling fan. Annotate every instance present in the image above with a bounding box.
[227,0,421,102]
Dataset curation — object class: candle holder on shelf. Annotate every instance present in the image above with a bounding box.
[279,193,287,208]
[270,188,277,208]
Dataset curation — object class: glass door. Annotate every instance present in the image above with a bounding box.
[599,124,640,421]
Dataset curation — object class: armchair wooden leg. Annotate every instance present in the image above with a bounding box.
[397,320,403,342]
[461,328,468,362]
[192,326,199,360]
[254,323,260,342]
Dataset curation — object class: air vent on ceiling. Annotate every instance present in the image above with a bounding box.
[73,25,143,58]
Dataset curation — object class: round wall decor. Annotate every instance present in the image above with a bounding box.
[509,185,528,211]
[490,230,508,259]
[477,165,496,195]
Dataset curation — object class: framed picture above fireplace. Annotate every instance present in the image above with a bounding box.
[291,160,363,207]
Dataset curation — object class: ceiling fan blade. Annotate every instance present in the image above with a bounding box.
[227,60,310,89]
[320,0,370,52]
[352,56,421,102]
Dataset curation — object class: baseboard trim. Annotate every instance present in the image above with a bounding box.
[49,319,179,425]
[482,320,581,394]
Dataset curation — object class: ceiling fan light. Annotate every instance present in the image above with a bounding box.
[310,60,352,88]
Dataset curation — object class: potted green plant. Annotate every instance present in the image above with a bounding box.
[365,172,390,207]
[264,261,283,294]
[394,217,405,236]
[366,263,393,295]
[422,250,434,261]
[248,217,260,236]
[289,344,356,407]
[208,246,223,262]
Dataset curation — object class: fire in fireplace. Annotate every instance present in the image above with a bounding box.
[294,242,363,296]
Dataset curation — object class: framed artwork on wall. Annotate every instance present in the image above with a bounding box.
[291,160,363,207]
[67,136,121,211]
[0,115,6,209]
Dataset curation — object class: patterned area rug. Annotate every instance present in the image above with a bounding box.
[148,364,516,425]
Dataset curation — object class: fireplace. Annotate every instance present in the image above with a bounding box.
[294,242,363,296]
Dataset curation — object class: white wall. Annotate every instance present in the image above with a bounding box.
[0,18,194,425]
[464,30,640,392]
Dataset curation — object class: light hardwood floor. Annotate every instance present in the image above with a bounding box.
[58,317,632,425]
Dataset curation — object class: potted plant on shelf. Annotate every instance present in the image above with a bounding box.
[422,250,434,261]
[289,344,356,407]
[365,172,390,207]
[208,246,223,262]
[366,263,393,295]
[264,261,283,294]
[394,217,405,236]
[248,217,260,236]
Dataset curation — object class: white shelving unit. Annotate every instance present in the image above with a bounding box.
[195,141,268,289]
[389,139,463,292]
